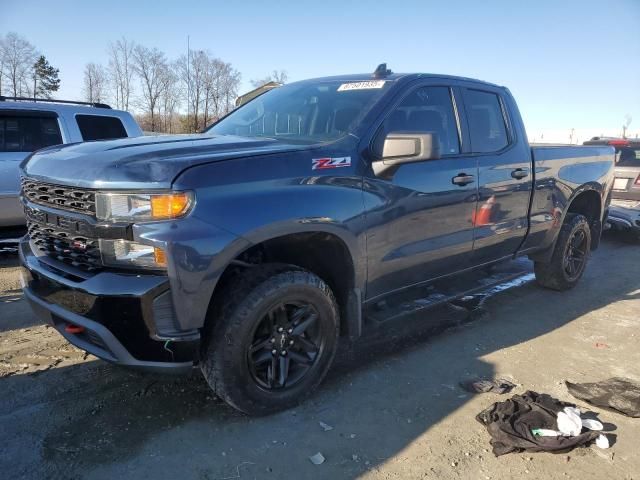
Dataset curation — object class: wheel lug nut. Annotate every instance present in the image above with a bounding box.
[281,350,287,356]
[271,349,277,355]
[277,327,284,333]
[289,340,294,345]
[270,337,276,343]
[287,328,293,334]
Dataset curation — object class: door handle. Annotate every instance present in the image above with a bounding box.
[452,173,475,186]
[511,168,529,180]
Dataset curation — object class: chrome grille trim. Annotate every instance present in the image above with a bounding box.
[21,177,96,215]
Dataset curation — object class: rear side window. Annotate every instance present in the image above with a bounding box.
[0,114,62,152]
[380,86,460,155]
[76,115,127,141]
[464,89,509,153]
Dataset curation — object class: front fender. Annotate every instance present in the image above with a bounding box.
[133,216,251,332]
[161,154,368,330]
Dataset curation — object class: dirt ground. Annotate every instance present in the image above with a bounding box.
[1,235,639,480]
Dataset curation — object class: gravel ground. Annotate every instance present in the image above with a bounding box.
[1,234,639,480]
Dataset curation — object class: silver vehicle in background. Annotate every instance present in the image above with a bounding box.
[0,97,142,244]
[584,137,640,241]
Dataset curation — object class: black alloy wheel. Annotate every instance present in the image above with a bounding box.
[248,302,324,390]
[563,228,588,281]
[534,213,592,291]
[200,265,339,415]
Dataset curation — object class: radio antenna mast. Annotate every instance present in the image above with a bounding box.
[187,35,190,132]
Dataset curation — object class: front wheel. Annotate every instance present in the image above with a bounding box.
[534,213,592,291]
[200,265,339,415]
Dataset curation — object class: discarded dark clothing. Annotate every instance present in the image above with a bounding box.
[566,377,640,418]
[476,391,600,456]
[461,378,516,394]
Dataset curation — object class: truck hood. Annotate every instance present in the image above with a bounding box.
[22,134,313,189]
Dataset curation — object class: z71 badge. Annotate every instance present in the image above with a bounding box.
[311,157,352,170]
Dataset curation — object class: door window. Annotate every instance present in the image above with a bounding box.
[76,115,127,141]
[464,89,509,153]
[0,114,62,152]
[380,86,460,155]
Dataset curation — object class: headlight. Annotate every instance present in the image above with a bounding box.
[99,239,167,270]
[95,192,193,222]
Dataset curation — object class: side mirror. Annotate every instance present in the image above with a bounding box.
[372,132,440,179]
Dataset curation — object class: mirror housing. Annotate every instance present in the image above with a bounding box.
[372,132,440,179]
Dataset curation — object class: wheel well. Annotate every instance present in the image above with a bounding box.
[210,232,356,337]
[567,190,602,248]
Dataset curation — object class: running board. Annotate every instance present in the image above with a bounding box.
[365,261,532,326]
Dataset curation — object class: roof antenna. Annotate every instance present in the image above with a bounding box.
[373,63,392,79]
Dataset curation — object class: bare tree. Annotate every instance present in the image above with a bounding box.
[0,37,4,96]
[159,67,181,133]
[202,57,227,127]
[83,63,108,103]
[0,32,38,96]
[223,66,241,114]
[108,37,135,110]
[177,49,208,132]
[250,69,287,88]
[176,49,242,132]
[133,45,170,132]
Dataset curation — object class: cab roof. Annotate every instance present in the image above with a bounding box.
[296,72,504,89]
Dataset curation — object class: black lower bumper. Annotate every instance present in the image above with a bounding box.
[0,226,26,244]
[608,202,640,232]
[20,241,198,373]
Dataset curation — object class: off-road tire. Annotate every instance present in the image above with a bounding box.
[200,264,339,415]
[534,214,591,291]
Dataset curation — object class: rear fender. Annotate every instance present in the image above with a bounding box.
[528,183,604,263]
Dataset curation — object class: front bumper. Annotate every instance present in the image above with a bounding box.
[0,194,25,228]
[20,240,198,373]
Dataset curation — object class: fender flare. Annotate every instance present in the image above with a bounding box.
[226,219,365,288]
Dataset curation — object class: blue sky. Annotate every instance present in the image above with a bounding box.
[2,0,639,139]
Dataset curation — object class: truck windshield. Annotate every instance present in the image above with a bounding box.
[206,80,391,143]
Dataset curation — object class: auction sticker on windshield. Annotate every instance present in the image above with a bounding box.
[337,81,386,91]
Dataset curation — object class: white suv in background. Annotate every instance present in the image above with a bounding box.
[0,97,142,244]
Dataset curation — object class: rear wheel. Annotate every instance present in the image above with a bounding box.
[534,214,592,291]
[200,265,339,415]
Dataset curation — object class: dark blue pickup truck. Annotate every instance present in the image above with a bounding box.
[18,66,614,414]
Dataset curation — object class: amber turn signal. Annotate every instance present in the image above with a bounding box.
[153,247,167,267]
[150,193,192,219]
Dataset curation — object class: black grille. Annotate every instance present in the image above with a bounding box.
[27,221,102,271]
[21,177,96,215]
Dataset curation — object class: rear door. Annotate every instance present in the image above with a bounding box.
[363,82,479,299]
[459,86,533,264]
[0,110,63,226]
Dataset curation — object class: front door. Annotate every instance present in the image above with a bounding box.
[363,84,479,300]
